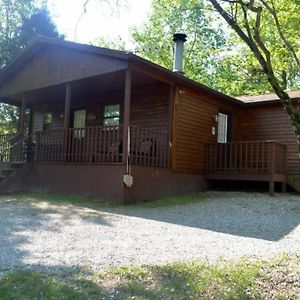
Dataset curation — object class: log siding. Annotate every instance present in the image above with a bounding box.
[242,103,300,174]
[172,87,243,173]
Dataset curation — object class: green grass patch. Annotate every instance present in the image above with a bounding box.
[1,256,299,299]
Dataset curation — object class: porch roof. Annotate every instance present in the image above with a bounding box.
[0,36,241,106]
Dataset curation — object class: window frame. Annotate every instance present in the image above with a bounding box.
[217,112,229,143]
[102,104,120,127]
[73,109,86,139]
[43,112,53,131]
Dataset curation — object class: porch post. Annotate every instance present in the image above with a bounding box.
[122,69,132,164]
[19,93,26,136]
[64,83,71,128]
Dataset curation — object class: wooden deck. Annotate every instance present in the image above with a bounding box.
[205,141,287,194]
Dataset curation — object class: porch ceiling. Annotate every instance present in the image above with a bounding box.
[3,69,160,106]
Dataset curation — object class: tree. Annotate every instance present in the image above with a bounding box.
[0,2,62,134]
[16,7,63,48]
[207,0,300,141]
[131,0,236,93]
[131,0,280,96]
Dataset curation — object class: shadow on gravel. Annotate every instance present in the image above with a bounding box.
[112,193,300,241]
[0,198,112,272]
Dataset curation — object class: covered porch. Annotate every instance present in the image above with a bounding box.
[0,67,171,169]
[205,141,287,194]
[0,38,174,172]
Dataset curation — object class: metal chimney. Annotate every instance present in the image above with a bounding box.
[173,33,187,73]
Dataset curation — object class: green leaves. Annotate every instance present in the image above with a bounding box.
[0,1,62,134]
[131,0,300,97]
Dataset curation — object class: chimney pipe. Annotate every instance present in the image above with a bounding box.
[173,33,187,73]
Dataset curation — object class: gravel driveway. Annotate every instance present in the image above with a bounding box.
[0,192,299,274]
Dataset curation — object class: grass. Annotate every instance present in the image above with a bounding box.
[5,191,211,209]
[0,255,299,299]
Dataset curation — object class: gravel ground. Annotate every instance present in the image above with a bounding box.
[0,192,299,274]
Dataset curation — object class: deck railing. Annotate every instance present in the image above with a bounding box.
[0,133,16,146]
[35,126,169,167]
[129,126,169,168]
[0,133,19,155]
[36,125,123,163]
[205,141,287,175]
[0,134,35,163]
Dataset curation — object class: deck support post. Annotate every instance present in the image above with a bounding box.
[64,83,71,129]
[269,142,276,196]
[122,69,132,165]
[269,180,274,196]
[19,94,26,136]
[281,181,286,193]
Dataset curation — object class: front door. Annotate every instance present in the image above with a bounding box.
[217,112,231,170]
[217,112,229,143]
[69,109,86,162]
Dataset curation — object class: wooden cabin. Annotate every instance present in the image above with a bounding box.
[0,37,296,203]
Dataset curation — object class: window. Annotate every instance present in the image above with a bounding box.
[73,109,86,138]
[103,104,120,126]
[217,112,228,143]
[43,113,53,131]
[73,110,86,128]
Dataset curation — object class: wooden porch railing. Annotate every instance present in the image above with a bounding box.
[35,126,169,168]
[205,141,287,175]
[0,133,16,145]
[0,133,19,155]
[0,134,35,163]
[36,125,123,163]
[129,126,169,168]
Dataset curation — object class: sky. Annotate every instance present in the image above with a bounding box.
[47,0,152,47]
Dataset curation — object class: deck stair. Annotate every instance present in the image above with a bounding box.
[287,175,300,193]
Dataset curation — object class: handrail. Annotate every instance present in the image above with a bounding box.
[205,141,287,175]
[0,133,20,148]
[1,133,34,152]
[0,133,35,163]
[213,140,287,146]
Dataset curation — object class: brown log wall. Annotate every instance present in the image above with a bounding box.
[1,163,207,203]
[1,163,125,202]
[241,104,300,174]
[130,83,169,129]
[32,106,64,132]
[124,166,207,204]
[172,87,243,173]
